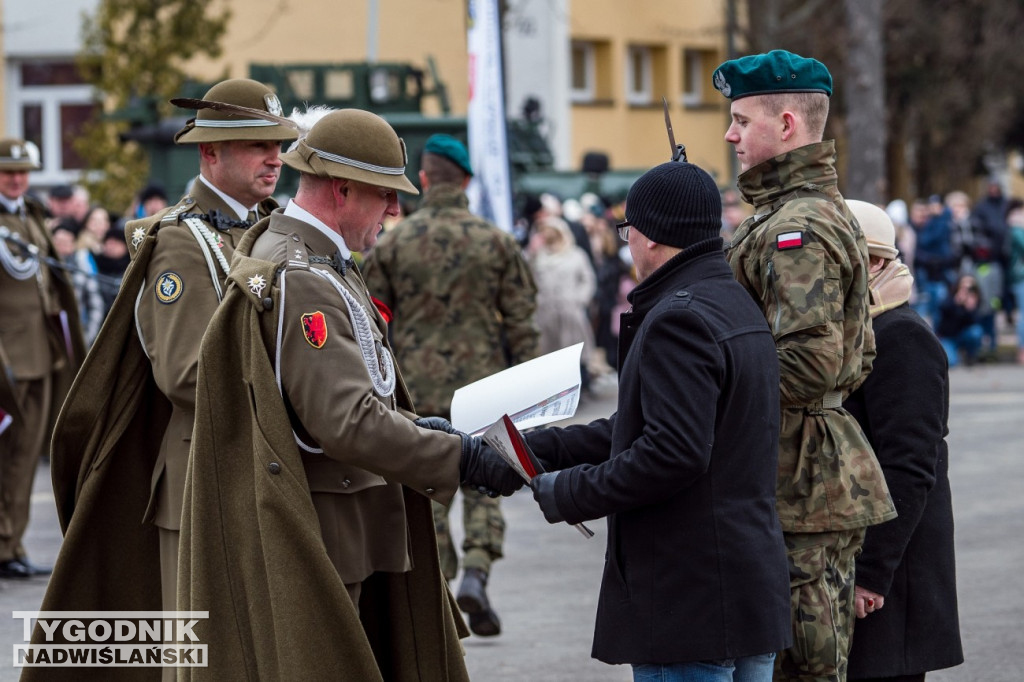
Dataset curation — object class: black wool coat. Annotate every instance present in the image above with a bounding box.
[845,303,963,678]
[527,239,792,665]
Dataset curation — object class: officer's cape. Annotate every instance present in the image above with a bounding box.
[24,220,169,682]
[178,223,468,681]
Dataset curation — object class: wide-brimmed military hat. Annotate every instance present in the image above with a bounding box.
[0,138,41,171]
[281,109,418,194]
[712,49,832,100]
[172,78,299,144]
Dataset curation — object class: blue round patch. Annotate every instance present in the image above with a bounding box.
[155,272,184,304]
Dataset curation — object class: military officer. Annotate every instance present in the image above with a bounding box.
[178,109,519,680]
[362,134,539,637]
[0,138,84,579]
[127,77,298,616]
[26,79,297,682]
[713,50,897,681]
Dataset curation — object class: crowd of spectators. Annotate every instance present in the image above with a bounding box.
[33,182,167,348]
[890,180,1024,366]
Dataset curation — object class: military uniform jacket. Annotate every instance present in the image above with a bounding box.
[727,141,896,532]
[179,216,468,680]
[526,240,792,664]
[127,180,277,530]
[0,196,84,420]
[362,184,538,417]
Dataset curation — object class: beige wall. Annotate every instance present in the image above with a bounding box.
[568,0,731,182]
[187,0,470,117]
[182,0,732,183]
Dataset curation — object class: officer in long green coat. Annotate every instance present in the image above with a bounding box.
[24,79,296,682]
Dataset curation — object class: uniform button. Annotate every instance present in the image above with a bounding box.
[341,479,351,489]
[267,462,281,474]
[425,487,436,495]
[675,290,690,298]
[292,235,300,242]
[262,297,274,310]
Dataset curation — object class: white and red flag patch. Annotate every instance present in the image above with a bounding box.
[776,231,804,250]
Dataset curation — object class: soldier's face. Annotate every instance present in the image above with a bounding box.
[202,140,283,207]
[338,180,400,252]
[724,97,784,173]
[0,170,30,201]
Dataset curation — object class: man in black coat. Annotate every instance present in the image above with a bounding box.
[526,161,792,680]
[843,200,963,682]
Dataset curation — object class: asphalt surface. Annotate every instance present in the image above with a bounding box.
[2,365,1022,680]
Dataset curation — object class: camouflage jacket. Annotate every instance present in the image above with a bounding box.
[363,184,539,418]
[727,141,896,532]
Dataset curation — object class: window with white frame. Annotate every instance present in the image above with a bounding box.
[571,41,596,102]
[682,48,715,107]
[626,45,653,105]
[6,59,99,186]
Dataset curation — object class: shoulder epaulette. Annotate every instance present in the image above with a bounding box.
[284,232,310,271]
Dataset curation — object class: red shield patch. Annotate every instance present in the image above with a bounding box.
[301,311,328,348]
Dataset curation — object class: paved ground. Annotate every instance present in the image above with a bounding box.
[2,365,1022,679]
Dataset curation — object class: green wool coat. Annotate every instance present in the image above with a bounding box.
[177,222,469,681]
[24,222,169,682]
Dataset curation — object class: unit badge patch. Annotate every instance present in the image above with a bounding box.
[776,231,804,250]
[155,272,184,304]
[301,311,328,348]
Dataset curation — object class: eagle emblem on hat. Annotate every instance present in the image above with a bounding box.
[713,70,731,97]
[301,311,328,348]
[264,93,283,117]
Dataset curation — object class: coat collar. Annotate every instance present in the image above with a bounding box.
[627,237,728,313]
[737,140,840,211]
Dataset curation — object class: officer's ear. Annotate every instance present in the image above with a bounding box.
[333,178,351,205]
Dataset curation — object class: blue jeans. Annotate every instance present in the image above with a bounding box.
[632,653,775,682]
[940,324,983,367]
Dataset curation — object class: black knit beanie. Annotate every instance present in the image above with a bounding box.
[624,162,722,248]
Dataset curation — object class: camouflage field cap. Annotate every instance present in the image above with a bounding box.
[174,78,299,144]
[0,138,41,171]
[712,50,832,100]
[281,109,418,194]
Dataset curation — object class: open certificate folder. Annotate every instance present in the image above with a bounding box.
[482,415,595,539]
[451,343,585,437]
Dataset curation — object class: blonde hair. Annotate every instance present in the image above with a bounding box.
[759,92,830,140]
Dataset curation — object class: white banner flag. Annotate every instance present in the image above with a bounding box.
[466,0,514,232]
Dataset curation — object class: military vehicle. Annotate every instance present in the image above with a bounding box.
[121,59,642,213]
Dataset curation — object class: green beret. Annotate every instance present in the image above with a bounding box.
[712,50,832,100]
[423,134,473,176]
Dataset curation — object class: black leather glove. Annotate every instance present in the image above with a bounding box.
[460,439,525,497]
[529,472,565,524]
[414,416,456,434]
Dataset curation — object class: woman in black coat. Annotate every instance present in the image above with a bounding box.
[843,201,963,682]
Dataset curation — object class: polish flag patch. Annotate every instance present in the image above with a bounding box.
[776,231,804,250]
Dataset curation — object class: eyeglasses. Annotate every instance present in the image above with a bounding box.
[616,221,631,241]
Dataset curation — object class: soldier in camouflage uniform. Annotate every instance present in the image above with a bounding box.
[363,134,539,637]
[713,51,897,681]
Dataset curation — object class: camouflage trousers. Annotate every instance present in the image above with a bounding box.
[432,485,505,581]
[776,527,865,682]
